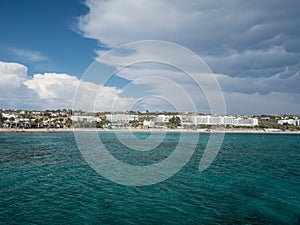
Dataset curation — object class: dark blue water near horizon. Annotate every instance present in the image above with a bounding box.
[0,132,299,224]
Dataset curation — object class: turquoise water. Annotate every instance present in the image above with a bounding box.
[0,132,299,224]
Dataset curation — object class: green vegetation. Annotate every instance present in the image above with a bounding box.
[167,116,181,128]
[0,110,299,131]
[257,116,300,131]
[0,113,4,126]
[129,120,142,128]
[64,118,72,128]
[96,119,111,128]
[257,116,280,129]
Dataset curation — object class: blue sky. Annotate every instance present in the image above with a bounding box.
[0,0,299,114]
[0,0,97,76]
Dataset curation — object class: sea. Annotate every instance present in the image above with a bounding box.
[0,132,299,224]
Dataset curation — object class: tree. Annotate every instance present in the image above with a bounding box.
[64,118,73,128]
[129,120,142,128]
[96,119,111,128]
[0,113,4,127]
[34,118,43,128]
[167,116,181,128]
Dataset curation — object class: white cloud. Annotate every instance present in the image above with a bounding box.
[0,61,299,114]
[8,48,47,62]
[24,73,79,99]
[90,41,226,114]
[0,61,28,87]
[0,61,135,111]
[223,91,300,115]
[204,45,299,77]
[76,0,300,114]
[0,62,35,109]
[78,0,300,54]
[23,72,136,111]
[217,69,300,95]
[77,0,300,79]
[78,0,190,47]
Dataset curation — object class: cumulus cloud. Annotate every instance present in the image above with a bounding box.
[0,62,37,109]
[0,61,135,111]
[0,61,28,87]
[24,73,79,99]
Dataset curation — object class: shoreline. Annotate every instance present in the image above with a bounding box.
[0,128,299,134]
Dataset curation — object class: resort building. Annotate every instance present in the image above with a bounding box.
[105,114,139,122]
[71,115,100,122]
[156,115,182,123]
[233,118,259,126]
[157,115,171,123]
[278,119,300,126]
[2,113,17,119]
[143,120,154,129]
[192,115,258,126]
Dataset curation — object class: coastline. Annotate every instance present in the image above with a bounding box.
[0,128,299,134]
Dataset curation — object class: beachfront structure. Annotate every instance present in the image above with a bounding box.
[233,118,259,126]
[157,115,182,123]
[143,120,154,128]
[71,115,100,122]
[192,115,258,126]
[278,119,300,126]
[192,115,235,125]
[105,114,138,122]
[157,115,171,123]
[2,113,17,119]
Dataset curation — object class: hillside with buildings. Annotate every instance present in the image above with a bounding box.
[1,109,299,131]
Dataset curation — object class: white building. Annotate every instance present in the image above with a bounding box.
[105,114,138,122]
[193,115,236,125]
[223,116,235,125]
[193,115,209,124]
[209,116,222,124]
[192,115,258,126]
[143,120,154,128]
[71,116,100,122]
[233,118,258,126]
[278,119,300,126]
[157,115,182,123]
[2,113,16,119]
[157,115,171,123]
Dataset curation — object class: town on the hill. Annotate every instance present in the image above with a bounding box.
[0,109,300,131]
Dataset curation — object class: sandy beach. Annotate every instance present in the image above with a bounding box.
[1,127,299,134]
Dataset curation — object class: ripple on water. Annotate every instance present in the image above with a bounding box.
[0,132,299,224]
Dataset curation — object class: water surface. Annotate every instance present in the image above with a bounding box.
[0,132,299,224]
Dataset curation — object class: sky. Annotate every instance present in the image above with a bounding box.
[0,0,299,115]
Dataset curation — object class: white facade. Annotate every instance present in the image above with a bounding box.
[157,115,182,123]
[2,113,16,119]
[71,116,100,122]
[192,115,258,126]
[278,119,300,126]
[193,115,209,124]
[143,120,154,128]
[157,115,171,123]
[223,116,234,125]
[105,114,138,122]
[233,118,258,126]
